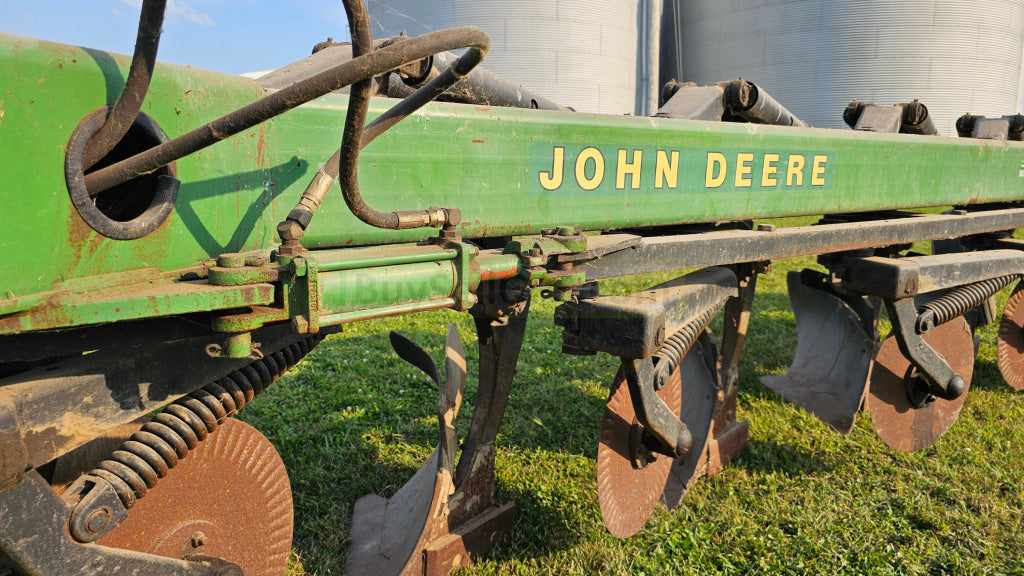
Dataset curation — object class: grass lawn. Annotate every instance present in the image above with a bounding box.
[240,252,1024,575]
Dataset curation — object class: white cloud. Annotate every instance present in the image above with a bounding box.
[116,0,213,27]
[167,0,214,27]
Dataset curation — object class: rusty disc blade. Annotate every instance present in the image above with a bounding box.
[868,316,974,452]
[99,418,293,576]
[662,331,719,510]
[998,283,1024,390]
[597,361,681,539]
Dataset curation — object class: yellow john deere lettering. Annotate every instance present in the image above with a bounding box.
[538,146,832,192]
[706,151,830,189]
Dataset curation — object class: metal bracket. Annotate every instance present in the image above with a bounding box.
[621,357,691,458]
[885,297,965,401]
[504,227,589,301]
[211,255,320,336]
[0,472,222,576]
[554,267,736,359]
[65,474,129,542]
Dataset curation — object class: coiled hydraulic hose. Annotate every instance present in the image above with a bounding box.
[84,336,321,512]
[83,21,489,198]
[282,0,489,235]
[81,0,166,170]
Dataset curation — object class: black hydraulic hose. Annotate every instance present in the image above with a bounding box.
[83,25,489,197]
[288,25,489,231]
[82,0,167,170]
[333,0,489,230]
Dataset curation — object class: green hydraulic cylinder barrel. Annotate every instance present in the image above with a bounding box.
[319,260,458,317]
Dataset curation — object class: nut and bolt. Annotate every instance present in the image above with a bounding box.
[84,507,112,534]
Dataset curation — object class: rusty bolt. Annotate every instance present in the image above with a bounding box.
[85,507,112,534]
[654,370,669,391]
[277,220,304,241]
[756,224,776,232]
[291,316,309,334]
[217,253,246,268]
[439,225,460,241]
[529,247,542,257]
[278,241,304,258]
[190,531,208,548]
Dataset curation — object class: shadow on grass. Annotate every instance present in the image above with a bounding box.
[253,271,1024,574]
[247,325,610,573]
[732,437,837,477]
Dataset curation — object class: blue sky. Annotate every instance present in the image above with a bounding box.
[0,0,357,74]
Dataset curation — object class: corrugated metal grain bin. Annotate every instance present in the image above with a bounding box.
[369,0,640,114]
[665,0,1024,133]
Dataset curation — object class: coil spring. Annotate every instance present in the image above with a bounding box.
[88,335,323,509]
[652,304,722,388]
[916,275,1018,333]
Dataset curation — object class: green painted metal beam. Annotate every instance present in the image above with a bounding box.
[3,34,1024,328]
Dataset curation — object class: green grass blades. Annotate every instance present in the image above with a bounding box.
[241,255,1024,576]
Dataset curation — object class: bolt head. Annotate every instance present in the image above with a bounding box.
[277,220,304,241]
[217,253,246,268]
[654,371,668,390]
[190,531,208,548]
[85,507,112,534]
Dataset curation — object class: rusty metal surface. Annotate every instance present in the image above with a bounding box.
[98,418,293,576]
[761,271,874,434]
[705,420,750,479]
[868,316,974,452]
[347,301,527,575]
[347,449,454,576]
[998,283,1024,390]
[451,299,530,521]
[597,363,681,539]
[0,324,306,477]
[662,332,718,510]
[346,324,467,576]
[423,502,515,576]
[580,209,1024,282]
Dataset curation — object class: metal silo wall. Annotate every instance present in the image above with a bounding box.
[368,0,640,114]
[670,0,1024,134]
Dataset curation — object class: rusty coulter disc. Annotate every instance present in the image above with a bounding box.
[998,284,1024,390]
[98,418,293,576]
[597,363,681,539]
[662,332,719,510]
[868,316,973,452]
